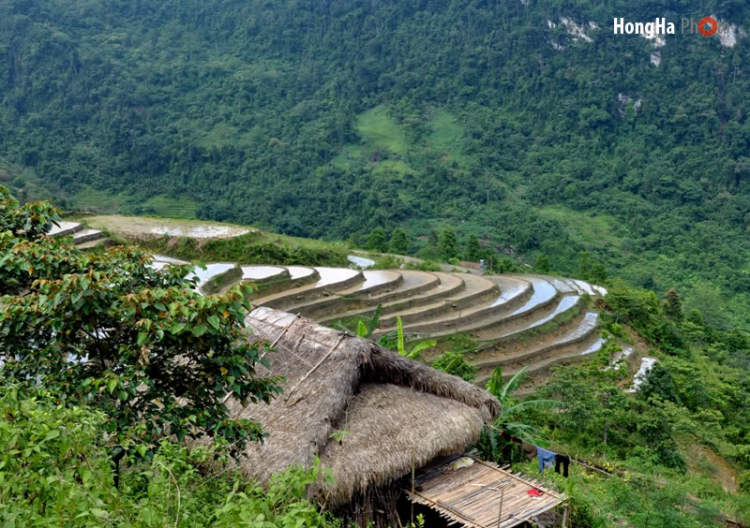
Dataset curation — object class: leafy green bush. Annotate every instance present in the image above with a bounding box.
[371,254,403,269]
[389,228,409,254]
[1,186,281,477]
[404,260,440,272]
[740,471,750,495]
[0,386,115,526]
[137,232,349,268]
[432,351,477,382]
[0,385,340,527]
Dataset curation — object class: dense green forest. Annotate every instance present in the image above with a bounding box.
[2,0,750,327]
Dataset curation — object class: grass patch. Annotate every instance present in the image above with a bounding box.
[142,232,348,268]
[538,206,625,250]
[72,188,198,218]
[194,121,261,149]
[357,105,407,156]
[331,145,367,170]
[82,215,349,267]
[141,195,198,218]
[72,188,133,213]
[427,109,467,163]
[421,332,483,363]
[371,159,414,177]
[332,106,467,179]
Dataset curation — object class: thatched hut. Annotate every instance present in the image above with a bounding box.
[231,306,500,526]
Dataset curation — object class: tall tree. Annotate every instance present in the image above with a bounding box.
[389,227,409,254]
[0,187,281,484]
[577,251,591,280]
[664,288,683,321]
[438,226,459,260]
[466,234,482,262]
[535,254,552,273]
[590,262,608,284]
[366,227,388,253]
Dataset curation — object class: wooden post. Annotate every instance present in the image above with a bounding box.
[496,486,505,528]
[561,505,569,527]
[411,450,416,525]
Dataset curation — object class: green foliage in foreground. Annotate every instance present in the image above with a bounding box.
[1,187,281,479]
[350,311,436,362]
[0,386,339,527]
[395,316,436,360]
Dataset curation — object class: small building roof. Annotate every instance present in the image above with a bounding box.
[232,306,500,508]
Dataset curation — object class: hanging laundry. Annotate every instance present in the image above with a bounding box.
[537,446,556,473]
[555,454,570,477]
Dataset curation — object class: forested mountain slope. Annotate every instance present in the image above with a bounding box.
[2,0,750,328]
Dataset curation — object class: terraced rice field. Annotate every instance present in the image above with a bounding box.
[49,223,610,393]
[48,220,108,250]
[213,265,609,393]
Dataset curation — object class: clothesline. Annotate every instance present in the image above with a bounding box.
[490,427,612,479]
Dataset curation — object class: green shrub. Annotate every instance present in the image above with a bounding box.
[740,471,750,494]
[404,260,441,272]
[432,351,477,382]
[0,385,340,527]
[137,232,348,267]
[371,254,403,269]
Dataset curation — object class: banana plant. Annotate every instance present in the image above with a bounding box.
[478,366,561,459]
[349,311,435,360]
[335,305,382,337]
[395,316,436,359]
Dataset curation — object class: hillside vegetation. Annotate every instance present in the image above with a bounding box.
[2,0,750,329]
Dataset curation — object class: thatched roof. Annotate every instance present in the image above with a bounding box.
[231,306,500,508]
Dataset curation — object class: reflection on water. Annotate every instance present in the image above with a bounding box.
[348,255,375,268]
[628,357,657,392]
[347,270,398,291]
[242,266,285,279]
[314,268,359,287]
[507,278,556,316]
[187,263,235,289]
[287,266,315,279]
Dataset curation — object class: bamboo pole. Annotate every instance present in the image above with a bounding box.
[496,486,505,528]
[411,449,416,525]
[284,335,344,400]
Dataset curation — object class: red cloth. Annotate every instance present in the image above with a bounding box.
[527,488,543,498]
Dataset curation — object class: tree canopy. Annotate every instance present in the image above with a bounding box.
[0,186,281,474]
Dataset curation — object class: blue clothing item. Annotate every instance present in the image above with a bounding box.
[537,447,556,473]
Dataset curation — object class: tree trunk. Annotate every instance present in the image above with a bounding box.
[112,450,125,488]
